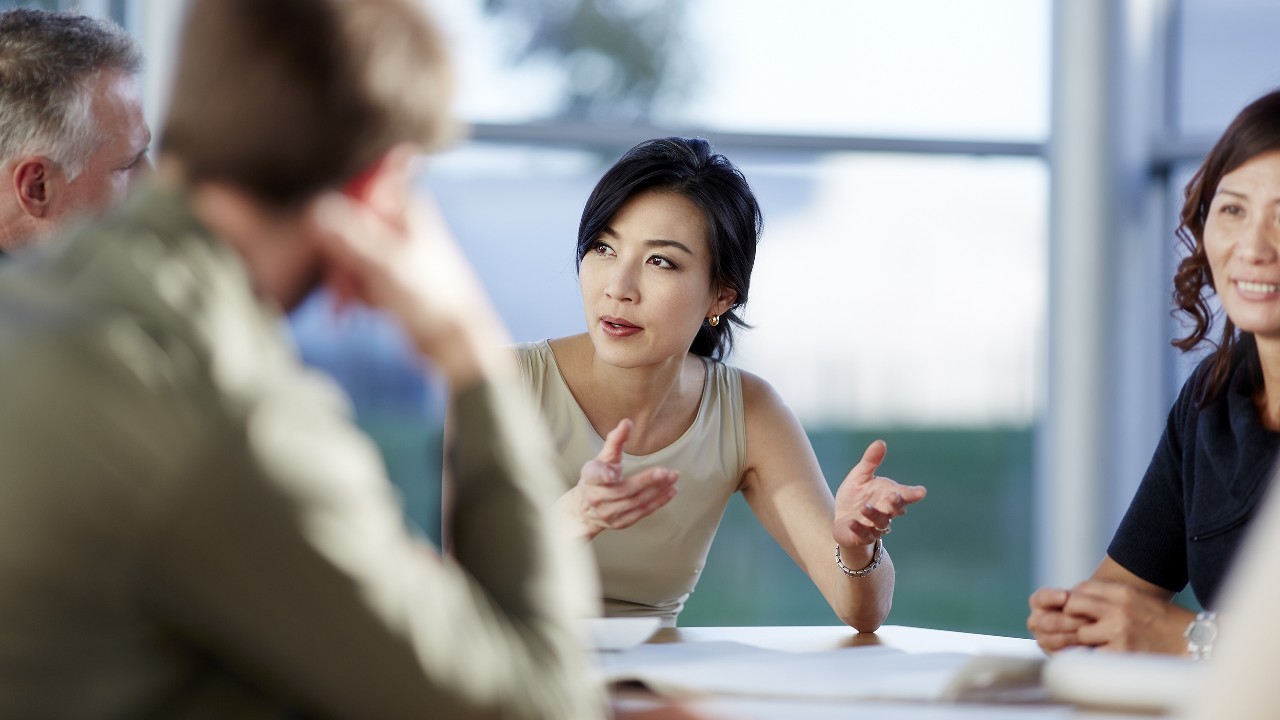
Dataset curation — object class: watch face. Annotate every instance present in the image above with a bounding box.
[1188,617,1218,645]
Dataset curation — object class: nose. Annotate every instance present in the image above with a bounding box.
[1238,215,1280,264]
[604,260,638,303]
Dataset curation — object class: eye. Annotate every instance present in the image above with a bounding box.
[118,154,146,173]
[592,241,616,257]
[647,255,676,269]
[1219,204,1244,216]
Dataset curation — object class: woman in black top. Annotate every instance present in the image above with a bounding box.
[1028,89,1280,656]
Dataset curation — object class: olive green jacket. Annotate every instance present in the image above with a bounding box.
[0,187,603,719]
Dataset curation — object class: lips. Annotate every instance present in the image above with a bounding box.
[601,315,640,329]
[599,315,642,338]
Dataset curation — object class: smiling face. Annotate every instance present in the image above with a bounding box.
[579,189,735,368]
[1205,149,1280,340]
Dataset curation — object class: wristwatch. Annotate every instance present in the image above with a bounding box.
[1184,610,1218,661]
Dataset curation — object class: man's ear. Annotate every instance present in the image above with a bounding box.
[13,157,57,219]
[341,143,422,220]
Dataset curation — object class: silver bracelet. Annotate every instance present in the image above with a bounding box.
[835,538,884,577]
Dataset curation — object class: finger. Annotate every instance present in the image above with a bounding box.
[858,503,893,527]
[871,482,927,513]
[834,519,882,547]
[310,193,415,309]
[1062,592,1113,621]
[310,192,401,267]
[1031,610,1089,634]
[1034,631,1083,653]
[597,419,633,466]
[604,485,679,529]
[899,484,927,503]
[868,492,906,517]
[617,467,679,496]
[586,467,676,505]
[593,477,677,523]
[324,268,363,309]
[1074,621,1120,649]
[580,458,621,488]
[1029,587,1070,611]
[1069,579,1134,604]
[848,439,887,483]
[312,198,378,304]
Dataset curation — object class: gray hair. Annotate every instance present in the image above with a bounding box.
[0,9,142,180]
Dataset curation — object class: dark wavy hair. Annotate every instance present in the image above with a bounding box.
[1172,89,1280,404]
[575,137,762,361]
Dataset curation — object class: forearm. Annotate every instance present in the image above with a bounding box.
[826,541,895,632]
[450,378,605,717]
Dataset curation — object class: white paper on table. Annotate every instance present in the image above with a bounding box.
[1042,647,1204,712]
[595,641,1045,703]
[678,696,1080,720]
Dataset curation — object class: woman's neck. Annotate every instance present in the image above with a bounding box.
[556,335,704,455]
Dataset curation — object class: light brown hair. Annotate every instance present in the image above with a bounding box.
[160,0,457,209]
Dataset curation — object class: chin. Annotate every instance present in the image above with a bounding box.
[1244,326,1280,341]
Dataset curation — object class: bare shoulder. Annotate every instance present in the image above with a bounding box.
[739,368,792,421]
[735,368,823,493]
[546,333,591,372]
[546,333,590,357]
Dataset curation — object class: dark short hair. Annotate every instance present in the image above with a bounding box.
[0,9,142,178]
[1172,89,1280,404]
[576,137,762,360]
[160,0,456,209]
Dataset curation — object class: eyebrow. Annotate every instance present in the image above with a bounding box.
[1215,187,1280,205]
[600,226,695,255]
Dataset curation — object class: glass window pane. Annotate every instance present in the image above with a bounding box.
[0,1,62,10]
[427,0,1050,141]
[1176,0,1280,137]
[424,142,1046,633]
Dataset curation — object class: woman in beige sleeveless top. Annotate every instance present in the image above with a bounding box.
[517,137,927,628]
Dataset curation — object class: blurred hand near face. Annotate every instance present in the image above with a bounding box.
[307,153,510,386]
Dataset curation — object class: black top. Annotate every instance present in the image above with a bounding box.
[1108,339,1280,608]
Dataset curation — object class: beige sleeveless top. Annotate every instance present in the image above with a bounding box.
[514,340,747,623]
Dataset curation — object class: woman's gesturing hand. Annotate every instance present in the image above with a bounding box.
[832,440,927,549]
[561,419,679,541]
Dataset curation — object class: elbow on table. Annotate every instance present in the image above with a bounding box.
[836,602,890,633]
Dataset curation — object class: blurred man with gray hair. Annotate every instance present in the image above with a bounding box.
[0,8,150,253]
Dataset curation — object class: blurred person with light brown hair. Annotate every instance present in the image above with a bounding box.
[0,0,607,718]
[0,8,149,253]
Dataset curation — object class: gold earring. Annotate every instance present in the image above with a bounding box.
[708,315,720,327]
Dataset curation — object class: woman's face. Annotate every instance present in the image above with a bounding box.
[579,189,734,368]
[1203,147,1280,338]
[1206,149,1280,340]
